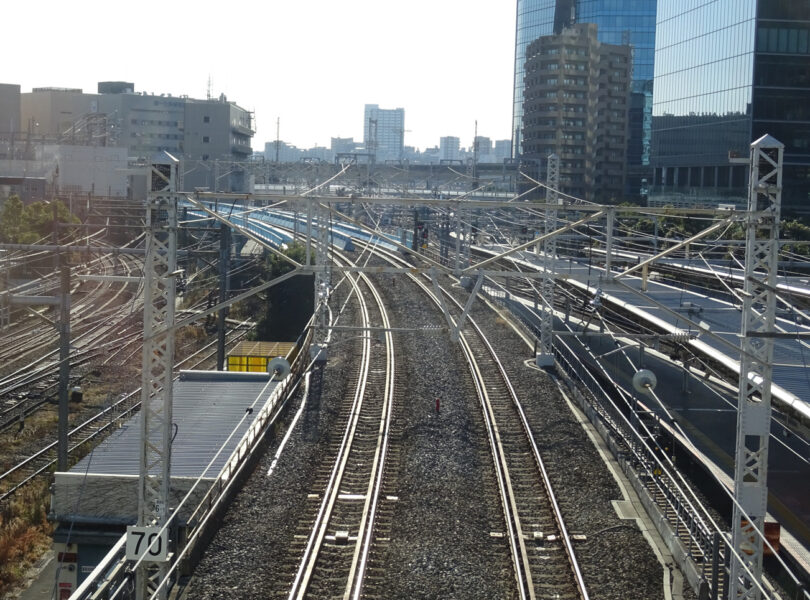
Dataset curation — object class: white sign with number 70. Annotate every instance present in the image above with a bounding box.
[126,526,168,562]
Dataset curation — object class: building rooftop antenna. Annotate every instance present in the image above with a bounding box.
[206,75,212,101]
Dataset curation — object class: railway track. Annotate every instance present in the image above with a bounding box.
[0,253,145,430]
[364,243,589,599]
[175,216,675,599]
[0,246,141,372]
[0,319,253,503]
[279,251,396,599]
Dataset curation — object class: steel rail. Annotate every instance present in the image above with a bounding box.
[399,263,535,600]
[344,265,396,600]
[460,330,534,599]
[287,255,376,600]
[456,300,589,600]
[356,241,535,598]
[364,241,589,599]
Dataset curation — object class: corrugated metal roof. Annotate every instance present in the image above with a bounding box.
[71,370,278,479]
[229,341,296,358]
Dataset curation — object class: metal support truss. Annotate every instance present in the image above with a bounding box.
[137,154,179,599]
[729,134,783,600]
[538,153,559,366]
[430,268,458,341]
[605,207,615,275]
[314,200,331,340]
[0,261,9,330]
[445,271,483,342]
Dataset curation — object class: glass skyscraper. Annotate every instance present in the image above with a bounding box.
[651,0,810,213]
[512,0,657,196]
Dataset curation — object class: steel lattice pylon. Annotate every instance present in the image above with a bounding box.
[137,155,179,599]
[314,200,331,345]
[729,135,783,600]
[537,153,559,366]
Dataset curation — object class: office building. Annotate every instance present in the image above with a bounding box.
[0,83,21,140]
[650,0,810,213]
[494,140,512,161]
[264,141,303,163]
[363,104,405,162]
[474,136,493,158]
[440,136,461,161]
[17,83,253,192]
[331,137,357,155]
[522,23,632,202]
[512,0,656,197]
[183,96,253,191]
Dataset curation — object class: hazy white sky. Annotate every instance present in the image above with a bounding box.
[5,0,516,151]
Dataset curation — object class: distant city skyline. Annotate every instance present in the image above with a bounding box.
[3,0,515,152]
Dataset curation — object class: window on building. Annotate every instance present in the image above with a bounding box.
[203,136,210,143]
[203,116,210,123]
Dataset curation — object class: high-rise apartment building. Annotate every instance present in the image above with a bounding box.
[650,0,810,213]
[363,104,405,163]
[512,0,656,197]
[522,23,631,202]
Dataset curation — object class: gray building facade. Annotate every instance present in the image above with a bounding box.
[17,84,254,193]
[363,104,405,163]
[512,0,657,198]
[522,23,632,202]
[650,0,810,213]
[440,136,461,161]
[0,83,21,141]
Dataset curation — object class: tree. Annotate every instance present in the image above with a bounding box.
[0,196,34,243]
[23,200,80,240]
[253,243,314,342]
[0,196,79,244]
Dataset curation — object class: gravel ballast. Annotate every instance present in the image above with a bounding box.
[182,253,687,599]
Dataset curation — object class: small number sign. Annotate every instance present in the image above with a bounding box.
[126,526,168,562]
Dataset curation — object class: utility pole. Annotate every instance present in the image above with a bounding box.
[605,207,615,275]
[51,203,73,472]
[729,134,783,600]
[0,255,9,330]
[368,117,377,165]
[275,117,280,164]
[57,257,70,471]
[311,199,331,362]
[216,223,230,370]
[454,209,462,274]
[412,209,420,252]
[472,120,479,190]
[537,153,559,367]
